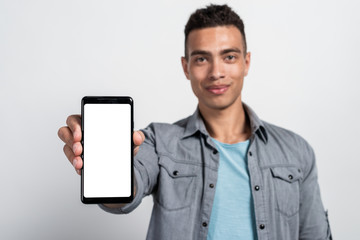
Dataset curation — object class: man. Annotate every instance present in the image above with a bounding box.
[58,4,332,240]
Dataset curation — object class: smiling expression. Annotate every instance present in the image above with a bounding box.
[181,26,251,112]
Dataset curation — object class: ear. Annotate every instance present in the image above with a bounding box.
[244,52,251,77]
[181,57,190,80]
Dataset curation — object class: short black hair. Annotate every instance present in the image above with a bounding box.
[184,4,247,59]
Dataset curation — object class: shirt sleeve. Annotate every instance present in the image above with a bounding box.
[299,143,332,240]
[99,125,160,214]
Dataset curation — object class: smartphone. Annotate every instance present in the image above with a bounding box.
[81,96,134,204]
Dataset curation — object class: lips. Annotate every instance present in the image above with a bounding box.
[206,85,230,95]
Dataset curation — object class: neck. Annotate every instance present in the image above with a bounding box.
[199,100,251,144]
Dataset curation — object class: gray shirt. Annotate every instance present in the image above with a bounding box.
[100,103,332,240]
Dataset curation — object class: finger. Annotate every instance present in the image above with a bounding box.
[133,130,145,146]
[63,145,83,171]
[134,145,140,156]
[58,126,75,146]
[72,141,83,157]
[72,156,83,171]
[66,115,82,142]
[63,144,75,164]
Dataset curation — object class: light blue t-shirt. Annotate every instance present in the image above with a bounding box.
[207,138,257,240]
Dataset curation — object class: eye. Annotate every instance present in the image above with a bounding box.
[195,57,207,63]
[225,55,236,61]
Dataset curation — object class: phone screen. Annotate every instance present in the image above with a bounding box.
[81,96,133,204]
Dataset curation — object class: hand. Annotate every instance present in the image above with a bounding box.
[58,114,145,175]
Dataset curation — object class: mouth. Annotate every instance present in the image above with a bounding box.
[205,84,230,95]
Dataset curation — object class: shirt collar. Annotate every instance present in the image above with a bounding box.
[182,106,208,138]
[243,103,268,143]
[182,102,268,143]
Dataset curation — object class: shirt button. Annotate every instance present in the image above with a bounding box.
[259,224,265,230]
[254,185,260,191]
[249,151,252,156]
[173,171,178,176]
[288,174,293,180]
[202,222,208,227]
[209,183,214,188]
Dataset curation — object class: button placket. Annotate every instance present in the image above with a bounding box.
[248,145,268,237]
[249,150,261,192]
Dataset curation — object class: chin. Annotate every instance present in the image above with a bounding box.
[203,101,233,111]
[201,95,242,111]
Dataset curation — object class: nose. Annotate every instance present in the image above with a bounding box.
[209,59,225,81]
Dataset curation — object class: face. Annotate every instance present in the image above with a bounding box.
[181,26,251,112]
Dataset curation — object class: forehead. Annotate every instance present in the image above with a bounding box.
[186,26,244,54]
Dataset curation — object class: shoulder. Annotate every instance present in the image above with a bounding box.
[261,120,315,168]
[140,115,192,143]
[138,115,199,157]
[263,121,311,149]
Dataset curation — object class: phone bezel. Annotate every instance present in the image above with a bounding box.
[81,96,134,204]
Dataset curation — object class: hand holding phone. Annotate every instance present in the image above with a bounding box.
[58,97,145,204]
[58,118,144,174]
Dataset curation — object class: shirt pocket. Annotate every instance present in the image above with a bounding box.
[155,155,198,210]
[270,166,302,217]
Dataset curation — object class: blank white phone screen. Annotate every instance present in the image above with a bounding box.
[83,103,131,198]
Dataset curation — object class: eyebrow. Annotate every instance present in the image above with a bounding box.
[190,48,242,57]
[221,48,242,55]
[190,50,211,57]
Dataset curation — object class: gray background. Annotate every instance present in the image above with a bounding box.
[1,0,359,239]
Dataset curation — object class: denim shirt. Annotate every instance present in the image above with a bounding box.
[100,103,332,240]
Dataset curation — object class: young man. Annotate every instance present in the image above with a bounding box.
[58,4,332,240]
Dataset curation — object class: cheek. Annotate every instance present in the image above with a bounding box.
[227,64,245,90]
[227,63,245,77]
[189,65,209,81]
[189,80,202,99]
[190,77,201,91]
[188,72,206,97]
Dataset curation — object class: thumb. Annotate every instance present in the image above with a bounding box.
[133,130,145,146]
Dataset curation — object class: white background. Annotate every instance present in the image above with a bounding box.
[1,0,359,239]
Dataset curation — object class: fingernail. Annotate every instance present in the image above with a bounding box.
[73,159,77,168]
